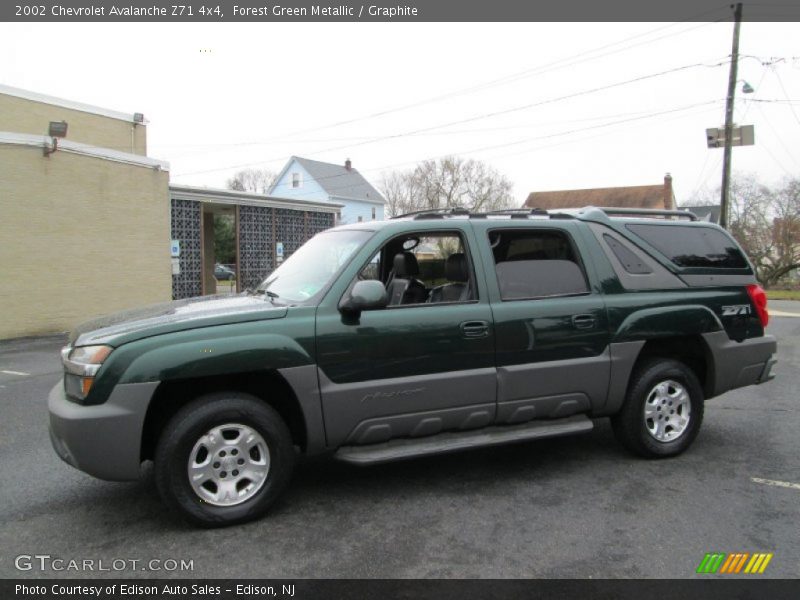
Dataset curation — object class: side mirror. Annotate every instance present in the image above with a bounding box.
[339,280,388,315]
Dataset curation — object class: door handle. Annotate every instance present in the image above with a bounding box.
[460,320,490,338]
[572,314,596,329]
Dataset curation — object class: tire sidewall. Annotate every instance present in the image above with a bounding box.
[155,393,295,527]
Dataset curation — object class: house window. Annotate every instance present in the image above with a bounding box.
[292,173,302,188]
[372,207,376,220]
[358,216,363,222]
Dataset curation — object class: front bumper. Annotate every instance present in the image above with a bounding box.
[702,332,778,398]
[48,381,158,481]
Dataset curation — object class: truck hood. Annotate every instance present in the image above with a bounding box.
[69,294,288,347]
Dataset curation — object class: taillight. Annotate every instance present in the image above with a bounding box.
[746,284,769,328]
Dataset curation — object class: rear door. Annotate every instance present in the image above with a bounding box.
[472,221,611,423]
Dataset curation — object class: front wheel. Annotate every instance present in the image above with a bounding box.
[154,392,295,527]
[611,358,704,458]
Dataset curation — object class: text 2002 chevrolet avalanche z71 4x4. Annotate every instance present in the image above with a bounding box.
[50,207,777,526]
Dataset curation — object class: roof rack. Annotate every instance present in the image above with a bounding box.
[392,207,568,220]
[484,208,549,219]
[389,206,697,222]
[595,207,698,221]
[391,207,470,220]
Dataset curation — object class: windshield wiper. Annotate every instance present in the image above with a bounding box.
[246,288,281,304]
[245,287,277,298]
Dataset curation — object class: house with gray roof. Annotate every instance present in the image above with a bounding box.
[269,156,386,225]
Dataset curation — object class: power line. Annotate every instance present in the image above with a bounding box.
[267,12,726,140]
[754,103,800,170]
[758,137,796,177]
[483,103,723,163]
[426,100,724,159]
[174,58,731,178]
[264,100,725,202]
[770,66,800,130]
[742,98,800,104]
[157,103,721,153]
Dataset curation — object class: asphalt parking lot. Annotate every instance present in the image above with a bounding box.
[0,305,798,579]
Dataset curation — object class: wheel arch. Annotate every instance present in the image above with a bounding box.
[634,335,712,398]
[140,369,313,463]
[602,334,713,416]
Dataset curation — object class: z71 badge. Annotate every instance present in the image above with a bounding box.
[722,305,752,316]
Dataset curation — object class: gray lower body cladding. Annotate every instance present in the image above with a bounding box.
[334,414,593,465]
[48,381,157,481]
[703,332,777,397]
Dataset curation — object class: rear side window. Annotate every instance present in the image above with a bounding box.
[603,234,653,274]
[626,224,748,269]
[489,229,589,300]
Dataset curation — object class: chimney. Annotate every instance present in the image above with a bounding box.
[345,158,352,171]
[663,173,674,210]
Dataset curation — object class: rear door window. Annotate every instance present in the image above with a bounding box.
[626,224,748,269]
[489,229,589,300]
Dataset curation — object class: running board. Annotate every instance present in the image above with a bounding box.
[334,414,593,465]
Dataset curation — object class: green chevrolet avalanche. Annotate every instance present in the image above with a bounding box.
[50,207,777,526]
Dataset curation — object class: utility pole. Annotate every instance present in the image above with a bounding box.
[720,2,743,230]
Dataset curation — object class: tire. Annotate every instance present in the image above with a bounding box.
[154,392,295,527]
[611,358,704,458]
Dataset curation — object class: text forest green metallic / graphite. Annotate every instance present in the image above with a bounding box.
[48,207,777,483]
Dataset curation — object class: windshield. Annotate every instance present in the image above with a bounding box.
[256,230,371,303]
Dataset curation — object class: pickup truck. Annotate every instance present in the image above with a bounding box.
[49,206,777,526]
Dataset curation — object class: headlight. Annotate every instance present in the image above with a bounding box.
[62,345,113,402]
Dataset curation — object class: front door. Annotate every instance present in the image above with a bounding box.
[316,227,496,447]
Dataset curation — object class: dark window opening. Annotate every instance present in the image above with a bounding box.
[603,234,653,274]
[489,229,589,300]
[356,232,475,306]
[626,224,748,269]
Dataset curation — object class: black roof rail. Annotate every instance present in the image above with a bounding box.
[391,206,695,222]
[390,207,470,220]
[596,207,698,221]
[484,208,549,219]
[391,206,580,221]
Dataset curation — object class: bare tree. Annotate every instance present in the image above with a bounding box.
[380,170,421,217]
[685,173,800,287]
[226,168,277,194]
[380,156,514,217]
[761,178,800,286]
[727,175,775,284]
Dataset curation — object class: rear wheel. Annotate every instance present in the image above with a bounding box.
[611,358,704,458]
[154,392,295,527]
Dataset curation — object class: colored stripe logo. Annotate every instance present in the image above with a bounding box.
[697,552,773,574]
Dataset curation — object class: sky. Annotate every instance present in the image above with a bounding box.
[2,20,799,205]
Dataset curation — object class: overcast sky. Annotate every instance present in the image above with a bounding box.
[2,21,798,204]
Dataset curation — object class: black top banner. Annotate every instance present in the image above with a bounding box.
[2,0,800,22]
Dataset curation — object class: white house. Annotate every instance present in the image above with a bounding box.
[269,156,385,224]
